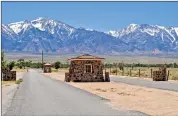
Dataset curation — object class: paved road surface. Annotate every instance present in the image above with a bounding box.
[4,70,146,116]
[111,76,178,92]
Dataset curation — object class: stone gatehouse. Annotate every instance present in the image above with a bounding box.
[66,54,107,82]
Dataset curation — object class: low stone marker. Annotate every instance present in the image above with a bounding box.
[105,72,110,82]
[65,73,71,82]
[2,68,16,81]
[153,67,167,81]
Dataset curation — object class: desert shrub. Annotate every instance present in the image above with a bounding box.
[1,51,7,69]
[111,69,117,73]
[15,79,23,84]
[17,59,25,69]
[8,61,15,70]
[172,76,178,80]
[52,68,58,72]
[54,61,61,69]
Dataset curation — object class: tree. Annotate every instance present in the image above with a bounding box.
[173,63,177,68]
[1,51,7,69]
[17,59,25,69]
[54,61,61,69]
[25,60,32,67]
[8,61,15,70]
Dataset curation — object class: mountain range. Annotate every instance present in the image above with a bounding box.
[2,17,178,55]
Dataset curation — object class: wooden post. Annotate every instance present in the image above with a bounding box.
[167,70,170,80]
[139,69,140,77]
[132,64,133,70]
[116,68,117,75]
[109,64,111,74]
[130,69,132,76]
[151,69,153,78]
[42,50,43,70]
[122,68,124,76]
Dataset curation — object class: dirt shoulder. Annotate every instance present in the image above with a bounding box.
[71,82,178,116]
[2,72,26,115]
[42,72,178,116]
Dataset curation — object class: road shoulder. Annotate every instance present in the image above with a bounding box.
[2,72,25,115]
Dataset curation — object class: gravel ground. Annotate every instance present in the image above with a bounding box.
[111,76,178,92]
[2,72,26,115]
[2,84,18,115]
[4,69,146,116]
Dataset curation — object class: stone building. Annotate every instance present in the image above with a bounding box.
[65,54,109,82]
[43,63,52,73]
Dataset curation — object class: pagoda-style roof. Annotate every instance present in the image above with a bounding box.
[68,54,105,61]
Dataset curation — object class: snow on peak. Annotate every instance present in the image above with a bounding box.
[155,25,165,30]
[106,24,178,39]
[7,17,76,35]
[31,17,48,22]
[86,28,94,31]
[8,20,32,34]
[175,27,178,36]
[31,17,76,35]
[127,23,139,31]
[35,17,45,20]
[105,30,120,38]
[129,23,138,27]
[2,24,16,35]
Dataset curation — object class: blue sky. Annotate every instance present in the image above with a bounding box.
[2,2,178,31]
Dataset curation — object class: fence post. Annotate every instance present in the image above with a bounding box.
[130,69,132,76]
[2,72,3,81]
[139,69,140,77]
[109,64,111,74]
[122,68,124,76]
[116,68,117,75]
[167,70,170,80]
[151,69,153,78]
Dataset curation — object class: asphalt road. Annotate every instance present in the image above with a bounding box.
[111,76,178,92]
[4,70,146,116]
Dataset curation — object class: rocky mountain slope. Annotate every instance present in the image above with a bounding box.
[2,17,178,54]
[106,24,178,53]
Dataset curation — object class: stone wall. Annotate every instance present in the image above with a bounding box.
[2,68,16,81]
[69,60,104,82]
[153,67,167,81]
[44,66,52,73]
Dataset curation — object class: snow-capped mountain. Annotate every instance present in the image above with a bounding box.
[2,17,178,54]
[106,24,178,52]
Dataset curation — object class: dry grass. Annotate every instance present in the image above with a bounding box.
[15,79,23,84]
[2,81,16,87]
[5,53,178,64]
[51,68,69,73]
[58,68,69,72]
[12,68,27,72]
[51,68,58,72]
[107,67,178,80]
